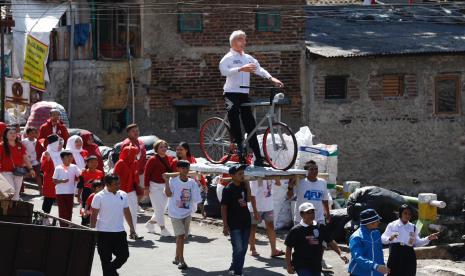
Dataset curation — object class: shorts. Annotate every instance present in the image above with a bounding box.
[251,210,274,225]
[171,216,192,236]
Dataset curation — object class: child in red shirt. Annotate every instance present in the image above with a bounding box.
[81,180,105,227]
[77,155,104,226]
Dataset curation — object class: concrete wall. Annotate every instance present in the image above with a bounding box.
[307,54,465,213]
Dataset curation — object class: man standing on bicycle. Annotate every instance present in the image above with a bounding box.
[219,30,284,167]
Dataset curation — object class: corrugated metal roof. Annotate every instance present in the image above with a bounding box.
[305,5,465,58]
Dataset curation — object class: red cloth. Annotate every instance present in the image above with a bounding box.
[171,155,207,187]
[38,119,70,147]
[114,146,141,194]
[35,139,46,164]
[41,157,56,198]
[0,122,6,138]
[80,131,104,171]
[0,143,26,172]
[120,138,146,175]
[143,155,176,187]
[86,193,96,208]
[81,169,104,189]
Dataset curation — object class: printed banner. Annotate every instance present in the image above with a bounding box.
[23,35,48,91]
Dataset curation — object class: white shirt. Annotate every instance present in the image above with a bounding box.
[91,188,129,232]
[381,219,430,247]
[219,49,272,94]
[53,164,81,195]
[22,138,39,166]
[294,177,328,223]
[248,180,274,212]
[167,176,201,219]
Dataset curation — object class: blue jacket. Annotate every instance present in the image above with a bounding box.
[348,225,385,276]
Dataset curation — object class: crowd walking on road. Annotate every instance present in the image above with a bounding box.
[0,30,441,276]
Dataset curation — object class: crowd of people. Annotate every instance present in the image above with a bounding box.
[0,29,440,276]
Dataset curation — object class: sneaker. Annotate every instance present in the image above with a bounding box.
[178,262,188,270]
[228,270,235,275]
[321,259,333,270]
[42,218,51,226]
[137,206,145,214]
[129,233,144,240]
[160,228,172,237]
[145,221,156,233]
[253,158,270,167]
[172,259,179,265]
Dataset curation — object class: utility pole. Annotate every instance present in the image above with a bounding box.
[0,7,15,122]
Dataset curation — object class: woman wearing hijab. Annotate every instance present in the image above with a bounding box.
[0,127,35,200]
[80,130,104,171]
[41,134,64,219]
[382,204,439,276]
[66,135,88,170]
[114,145,143,240]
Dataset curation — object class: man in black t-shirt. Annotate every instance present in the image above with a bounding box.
[285,202,348,276]
[221,164,251,276]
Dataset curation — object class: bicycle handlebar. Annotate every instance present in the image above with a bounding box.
[239,86,283,90]
[240,86,284,105]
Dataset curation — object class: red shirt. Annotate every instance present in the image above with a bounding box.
[120,138,146,175]
[81,169,104,189]
[38,119,70,147]
[114,146,140,194]
[144,155,176,187]
[0,143,26,172]
[41,157,56,198]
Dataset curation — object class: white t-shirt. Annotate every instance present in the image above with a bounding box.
[167,176,201,219]
[294,177,328,223]
[91,188,129,232]
[248,180,274,212]
[53,164,81,195]
[22,138,38,166]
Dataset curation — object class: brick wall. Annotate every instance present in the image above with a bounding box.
[150,50,302,116]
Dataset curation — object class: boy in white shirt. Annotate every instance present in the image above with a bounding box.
[22,127,42,194]
[165,160,201,270]
[53,150,81,226]
[248,178,285,258]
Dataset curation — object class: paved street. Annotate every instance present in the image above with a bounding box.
[25,190,348,276]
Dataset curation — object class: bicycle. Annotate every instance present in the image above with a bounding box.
[199,86,298,171]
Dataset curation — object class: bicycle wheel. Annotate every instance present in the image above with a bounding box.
[262,122,298,171]
[199,117,232,164]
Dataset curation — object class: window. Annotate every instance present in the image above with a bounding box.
[325,76,347,100]
[178,13,203,33]
[434,75,461,115]
[177,106,198,128]
[383,75,404,97]
[256,11,281,32]
[97,6,141,59]
[102,109,128,134]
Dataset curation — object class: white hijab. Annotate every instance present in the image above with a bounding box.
[44,139,63,167]
[65,135,86,169]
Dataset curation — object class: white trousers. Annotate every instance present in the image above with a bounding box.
[149,182,167,227]
[127,191,138,231]
[2,172,23,200]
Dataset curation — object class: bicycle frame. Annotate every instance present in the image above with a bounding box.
[221,92,289,152]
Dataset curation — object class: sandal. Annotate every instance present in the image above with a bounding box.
[250,250,260,257]
[271,249,285,258]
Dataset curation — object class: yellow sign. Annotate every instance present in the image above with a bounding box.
[23,35,48,91]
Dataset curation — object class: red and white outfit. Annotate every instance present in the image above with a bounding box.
[114,146,141,231]
[144,154,175,228]
[66,135,88,170]
[53,163,81,226]
[81,131,104,171]
[41,140,63,214]
[0,143,27,200]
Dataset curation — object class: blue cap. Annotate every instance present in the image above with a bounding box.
[360,209,381,225]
